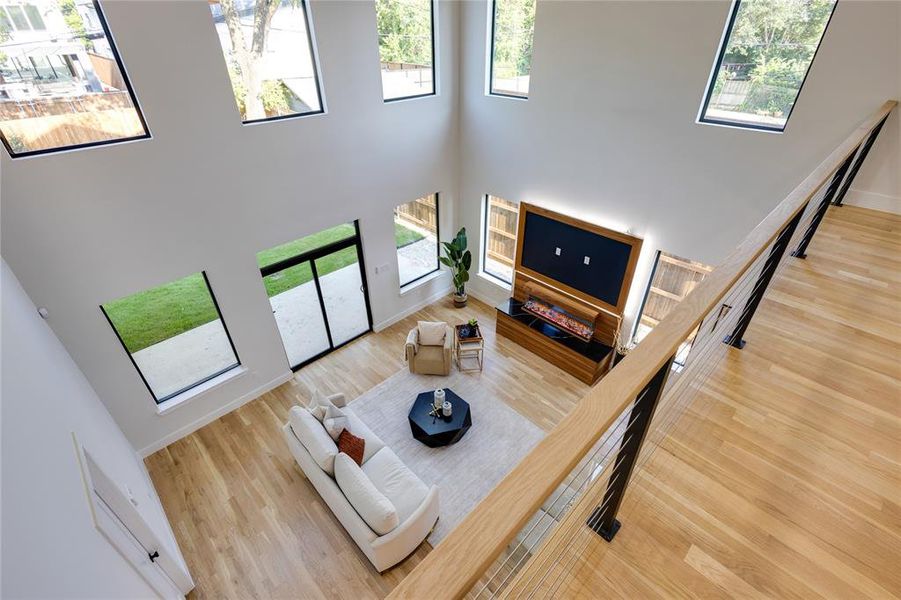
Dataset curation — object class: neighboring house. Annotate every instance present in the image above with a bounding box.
[0,0,114,101]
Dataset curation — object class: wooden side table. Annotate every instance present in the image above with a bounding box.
[454,324,484,372]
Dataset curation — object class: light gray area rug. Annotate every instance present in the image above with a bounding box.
[349,368,545,545]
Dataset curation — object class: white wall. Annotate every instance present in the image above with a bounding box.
[0,0,897,456]
[845,1,901,214]
[0,0,460,454]
[1,259,188,599]
[460,0,900,334]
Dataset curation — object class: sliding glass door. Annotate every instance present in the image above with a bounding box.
[263,261,331,367]
[259,222,372,370]
[315,246,370,346]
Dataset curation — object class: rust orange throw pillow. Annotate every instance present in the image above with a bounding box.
[337,429,366,466]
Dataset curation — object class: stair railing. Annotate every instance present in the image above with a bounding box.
[387,100,897,600]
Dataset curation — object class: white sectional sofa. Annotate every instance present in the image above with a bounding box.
[282,392,439,572]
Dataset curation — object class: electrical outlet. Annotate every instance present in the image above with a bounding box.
[555,247,561,256]
[584,256,591,265]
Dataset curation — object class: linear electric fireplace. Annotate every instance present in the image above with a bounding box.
[523,297,594,341]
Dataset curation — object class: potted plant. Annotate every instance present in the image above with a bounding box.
[440,227,472,308]
[460,318,480,338]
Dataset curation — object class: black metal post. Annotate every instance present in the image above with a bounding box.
[724,210,803,349]
[833,115,889,207]
[791,151,854,259]
[588,355,674,542]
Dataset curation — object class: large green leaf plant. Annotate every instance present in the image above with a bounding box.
[440,228,472,296]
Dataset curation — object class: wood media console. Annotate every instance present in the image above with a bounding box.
[496,203,642,385]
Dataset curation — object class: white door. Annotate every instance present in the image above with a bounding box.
[76,439,194,598]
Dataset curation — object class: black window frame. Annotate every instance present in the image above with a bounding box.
[631,250,662,345]
[481,193,518,286]
[100,271,241,405]
[0,0,150,158]
[396,193,441,289]
[259,220,374,371]
[698,0,839,133]
[215,0,325,125]
[377,0,437,103]
[487,0,534,100]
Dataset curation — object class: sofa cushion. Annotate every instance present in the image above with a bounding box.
[415,345,446,373]
[288,406,338,475]
[417,321,446,346]
[307,389,332,421]
[362,447,429,524]
[344,410,385,463]
[335,453,399,536]
[337,429,366,466]
[323,404,350,441]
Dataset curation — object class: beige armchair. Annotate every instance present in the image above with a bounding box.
[405,324,453,376]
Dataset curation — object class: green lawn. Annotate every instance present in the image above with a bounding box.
[394,220,425,248]
[260,222,423,297]
[104,222,425,354]
[256,223,357,269]
[103,273,220,354]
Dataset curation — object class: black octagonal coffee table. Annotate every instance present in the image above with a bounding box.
[408,389,472,447]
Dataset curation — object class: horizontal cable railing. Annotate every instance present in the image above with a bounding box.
[388,100,897,600]
[491,181,826,598]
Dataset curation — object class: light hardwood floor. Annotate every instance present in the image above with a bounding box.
[145,295,589,599]
[500,205,901,598]
[148,205,900,599]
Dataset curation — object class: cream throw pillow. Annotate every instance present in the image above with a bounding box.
[418,321,446,346]
[307,389,331,422]
[288,406,338,475]
[323,404,350,441]
[334,453,399,535]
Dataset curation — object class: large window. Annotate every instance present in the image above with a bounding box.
[210,0,324,123]
[101,272,240,404]
[0,0,149,158]
[375,0,435,101]
[482,194,519,284]
[395,193,439,287]
[489,0,535,98]
[633,252,713,366]
[699,0,837,131]
[258,222,372,369]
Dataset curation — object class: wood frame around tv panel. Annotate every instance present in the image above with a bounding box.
[513,203,643,317]
[496,202,643,384]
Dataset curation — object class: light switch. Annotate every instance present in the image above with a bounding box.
[584,256,591,265]
[555,247,561,256]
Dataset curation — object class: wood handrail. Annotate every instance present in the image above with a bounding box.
[387,100,897,600]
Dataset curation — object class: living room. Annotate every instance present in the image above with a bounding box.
[1,0,898,598]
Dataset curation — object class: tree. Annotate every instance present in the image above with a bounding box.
[717,0,834,117]
[217,0,299,121]
[492,0,535,79]
[57,0,93,52]
[375,0,432,67]
[0,18,10,67]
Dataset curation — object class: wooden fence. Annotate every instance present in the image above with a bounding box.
[0,91,144,152]
[485,196,518,269]
[395,194,438,234]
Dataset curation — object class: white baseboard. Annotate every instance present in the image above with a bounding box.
[373,283,453,331]
[137,370,294,457]
[843,188,901,215]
